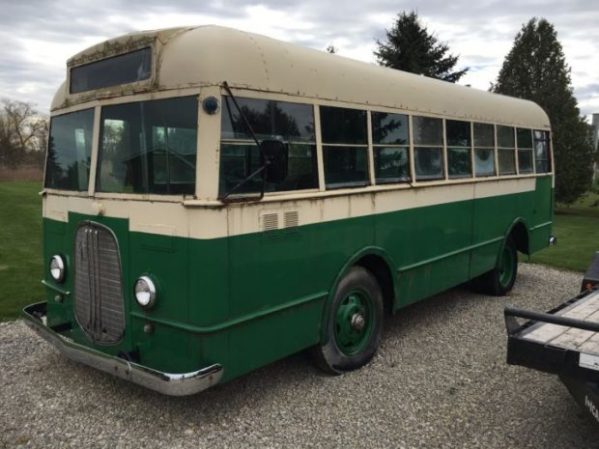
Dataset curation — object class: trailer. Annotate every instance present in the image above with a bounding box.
[505,252,599,424]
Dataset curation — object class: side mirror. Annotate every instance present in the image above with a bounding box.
[261,140,288,183]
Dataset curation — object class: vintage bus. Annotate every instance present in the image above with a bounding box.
[24,25,554,395]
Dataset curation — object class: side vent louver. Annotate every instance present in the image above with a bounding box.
[284,211,299,228]
[262,213,279,231]
[260,211,300,231]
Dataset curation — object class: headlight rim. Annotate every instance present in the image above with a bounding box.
[134,275,157,309]
[49,255,66,283]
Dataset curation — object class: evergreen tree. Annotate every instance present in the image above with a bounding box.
[374,11,468,82]
[494,18,593,203]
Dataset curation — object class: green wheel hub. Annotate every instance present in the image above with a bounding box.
[334,290,374,356]
[499,243,515,288]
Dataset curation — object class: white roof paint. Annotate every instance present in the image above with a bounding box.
[52,25,550,129]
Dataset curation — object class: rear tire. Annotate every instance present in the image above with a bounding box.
[312,266,384,374]
[475,236,518,296]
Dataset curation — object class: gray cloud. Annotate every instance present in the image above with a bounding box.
[575,83,599,97]
[0,0,597,115]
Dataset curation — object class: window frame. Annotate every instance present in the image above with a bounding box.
[473,122,496,177]
[69,47,153,95]
[533,130,551,174]
[496,125,517,176]
[516,128,535,174]
[44,107,96,192]
[445,119,473,179]
[320,105,370,190]
[371,111,411,184]
[96,95,199,196]
[412,115,445,182]
[218,95,320,196]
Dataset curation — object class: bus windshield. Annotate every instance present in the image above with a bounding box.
[96,96,198,195]
[45,108,94,191]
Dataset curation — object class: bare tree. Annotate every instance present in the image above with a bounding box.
[0,99,48,168]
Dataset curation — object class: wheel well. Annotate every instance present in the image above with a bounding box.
[355,255,394,314]
[510,221,529,255]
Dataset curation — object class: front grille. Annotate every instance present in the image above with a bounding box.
[74,222,125,345]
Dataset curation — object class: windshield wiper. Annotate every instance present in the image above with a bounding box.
[220,81,269,201]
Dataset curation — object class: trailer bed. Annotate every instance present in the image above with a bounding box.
[504,252,599,424]
[516,289,599,356]
[505,289,599,382]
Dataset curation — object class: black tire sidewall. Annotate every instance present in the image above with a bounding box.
[318,266,384,373]
[490,237,518,295]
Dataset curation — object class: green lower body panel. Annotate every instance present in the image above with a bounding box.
[38,180,553,388]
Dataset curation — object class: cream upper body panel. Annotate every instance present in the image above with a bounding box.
[43,177,538,239]
[51,26,550,131]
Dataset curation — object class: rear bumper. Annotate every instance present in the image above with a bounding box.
[22,302,223,396]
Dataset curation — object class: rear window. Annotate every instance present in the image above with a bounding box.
[70,47,151,94]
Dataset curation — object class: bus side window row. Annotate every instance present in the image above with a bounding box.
[320,106,551,189]
[218,96,552,195]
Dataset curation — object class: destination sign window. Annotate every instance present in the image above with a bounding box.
[70,47,152,94]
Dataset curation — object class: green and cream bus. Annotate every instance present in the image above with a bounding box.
[24,25,554,395]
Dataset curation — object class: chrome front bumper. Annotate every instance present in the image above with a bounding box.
[22,302,223,396]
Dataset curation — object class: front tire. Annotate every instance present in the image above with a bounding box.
[313,266,384,374]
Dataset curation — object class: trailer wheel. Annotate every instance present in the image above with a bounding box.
[478,236,518,296]
[313,266,384,374]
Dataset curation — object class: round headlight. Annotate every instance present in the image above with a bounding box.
[134,276,157,308]
[49,255,65,283]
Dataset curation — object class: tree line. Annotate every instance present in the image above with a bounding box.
[373,12,595,204]
[0,99,48,169]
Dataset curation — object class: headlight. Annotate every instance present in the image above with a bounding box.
[134,276,157,308]
[49,255,65,283]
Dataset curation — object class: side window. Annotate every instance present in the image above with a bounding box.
[45,108,95,191]
[446,120,472,178]
[320,106,369,189]
[497,125,516,175]
[220,97,318,195]
[517,128,534,174]
[413,116,443,181]
[534,130,551,173]
[371,112,410,183]
[473,123,495,177]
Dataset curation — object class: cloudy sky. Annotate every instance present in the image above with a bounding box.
[1,0,597,118]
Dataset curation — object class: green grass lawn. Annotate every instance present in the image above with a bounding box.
[0,181,43,320]
[529,191,599,272]
[530,213,599,272]
[556,191,599,217]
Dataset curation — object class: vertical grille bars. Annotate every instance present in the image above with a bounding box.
[74,222,125,345]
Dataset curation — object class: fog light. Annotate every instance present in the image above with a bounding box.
[49,255,65,283]
[135,276,157,308]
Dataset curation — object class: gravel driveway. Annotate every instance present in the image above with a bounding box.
[2,263,599,449]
